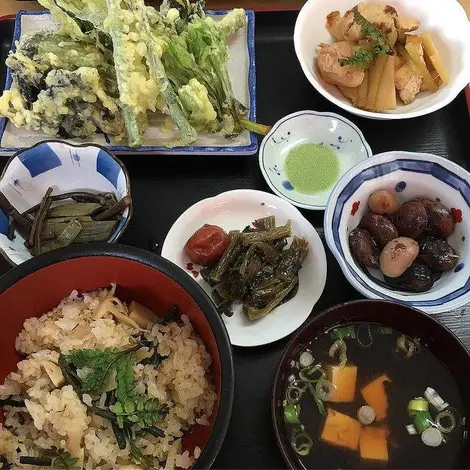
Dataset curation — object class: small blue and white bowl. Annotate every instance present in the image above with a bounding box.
[324,151,470,314]
[0,140,132,265]
[258,111,372,210]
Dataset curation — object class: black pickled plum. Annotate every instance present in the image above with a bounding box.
[417,198,455,238]
[349,228,380,268]
[359,212,398,248]
[394,200,428,239]
[419,236,459,271]
[384,263,434,293]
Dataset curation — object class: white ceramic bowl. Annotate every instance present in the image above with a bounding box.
[258,110,372,210]
[161,189,327,347]
[0,140,132,265]
[324,151,470,314]
[294,0,470,120]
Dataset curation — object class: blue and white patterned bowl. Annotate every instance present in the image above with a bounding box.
[0,140,132,265]
[324,151,470,314]
[258,111,372,210]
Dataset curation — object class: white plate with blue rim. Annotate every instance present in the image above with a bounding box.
[0,9,257,156]
[258,111,372,210]
[0,140,132,265]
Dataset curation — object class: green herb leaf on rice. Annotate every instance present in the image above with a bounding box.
[52,451,80,470]
[115,356,135,403]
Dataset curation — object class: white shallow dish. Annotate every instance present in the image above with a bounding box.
[0,9,257,155]
[294,0,470,120]
[161,189,327,347]
[0,140,131,265]
[324,151,470,314]
[259,110,372,210]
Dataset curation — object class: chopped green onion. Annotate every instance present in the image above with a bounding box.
[407,398,429,417]
[291,427,313,456]
[357,405,376,425]
[396,334,420,358]
[286,383,307,404]
[307,383,326,416]
[421,427,443,447]
[299,364,325,383]
[435,409,457,434]
[406,424,418,435]
[330,326,356,341]
[284,402,301,424]
[299,351,314,368]
[424,387,449,412]
[357,324,373,347]
[329,339,347,368]
[372,326,393,335]
[315,379,336,402]
[414,411,434,433]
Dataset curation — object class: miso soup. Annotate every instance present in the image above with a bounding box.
[281,323,467,469]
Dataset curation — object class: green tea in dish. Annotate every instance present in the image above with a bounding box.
[282,322,467,469]
[285,143,340,194]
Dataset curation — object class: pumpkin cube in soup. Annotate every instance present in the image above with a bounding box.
[321,409,362,451]
[327,365,357,402]
[359,426,389,462]
[361,374,391,421]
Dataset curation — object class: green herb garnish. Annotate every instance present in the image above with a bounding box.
[352,6,392,56]
[339,7,393,68]
[111,396,169,429]
[339,48,374,67]
[52,452,80,470]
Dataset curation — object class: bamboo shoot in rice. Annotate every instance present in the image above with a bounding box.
[375,55,396,111]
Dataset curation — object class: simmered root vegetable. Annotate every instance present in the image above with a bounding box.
[318,2,450,112]
[361,374,391,421]
[359,426,389,461]
[321,408,362,450]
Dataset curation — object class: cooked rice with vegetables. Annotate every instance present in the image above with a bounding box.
[0,286,217,470]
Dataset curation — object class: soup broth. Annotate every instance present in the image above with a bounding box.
[282,323,466,469]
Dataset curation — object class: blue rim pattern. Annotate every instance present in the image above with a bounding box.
[332,158,470,306]
[0,10,257,155]
[259,111,372,209]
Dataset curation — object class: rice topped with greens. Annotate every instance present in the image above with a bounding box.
[0,286,217,470]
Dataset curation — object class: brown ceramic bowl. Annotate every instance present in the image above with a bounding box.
[271,300,470,469]
[0,243,234,469]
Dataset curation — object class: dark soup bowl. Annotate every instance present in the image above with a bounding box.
[0,243,234,469]
[272,300,470,469]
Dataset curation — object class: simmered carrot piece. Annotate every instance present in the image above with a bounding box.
[361,374,391,421]
[321,408,362,451]
[359,426,389,462]
[327,365,357,402]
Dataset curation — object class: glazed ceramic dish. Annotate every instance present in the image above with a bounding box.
[161,189,327,347]
[271,300,470,469]
[0,10,257,156]
[258,111,372,210]
[0,140,132,265]
[324,151,470,314]
[0,243,235,470]
[294,0,470,120]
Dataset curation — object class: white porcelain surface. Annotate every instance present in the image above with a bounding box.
[294,0,470,120]
[161,189,327,347]
[259,111,372,210]
[324,151,470,314]
[0,140,131,265]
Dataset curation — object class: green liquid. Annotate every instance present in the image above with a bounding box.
[285,143,340,195]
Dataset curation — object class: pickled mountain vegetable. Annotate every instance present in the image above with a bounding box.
[281,322,466,468]
[189,217,309,320]
[349,188,459,293]
[0,188,130,255]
